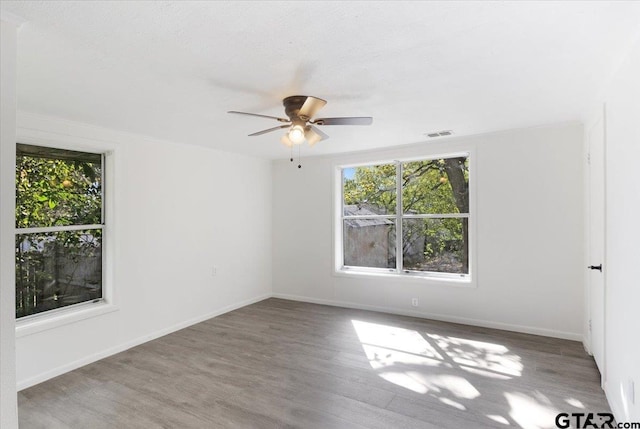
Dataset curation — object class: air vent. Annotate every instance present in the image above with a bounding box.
[425,130,453,138]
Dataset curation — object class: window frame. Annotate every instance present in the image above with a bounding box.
[335,151,474,284]
[14,135,117,337]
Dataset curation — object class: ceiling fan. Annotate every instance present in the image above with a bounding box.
[228,95,373,147]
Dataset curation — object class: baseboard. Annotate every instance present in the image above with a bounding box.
[17,293,271,391]
[272,293,583,341]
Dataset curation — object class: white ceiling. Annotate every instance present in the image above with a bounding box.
[2,1,640,159]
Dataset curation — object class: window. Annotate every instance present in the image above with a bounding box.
[339,153,470,279]
[15,144,104,319]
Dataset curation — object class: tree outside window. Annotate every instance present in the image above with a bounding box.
[341,154,470,277]
[15,144,104,318]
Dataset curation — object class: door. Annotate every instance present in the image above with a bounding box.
[587,113,605,380]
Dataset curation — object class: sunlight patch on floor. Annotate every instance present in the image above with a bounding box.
[505,391,559,429]
[439,396,467,410]
[351,320,443,360]
[460,365,513,380]
[422,374,480,399]
[376,369,481,397]
[565,397,585,409]
[377,371,429,394]
[487,414,511,425]
[351,319,517,396]
[427,333,523,377]
[360,344,446,369]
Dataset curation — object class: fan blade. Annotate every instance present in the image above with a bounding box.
[298,96,327,119]
[305,125,329,147]
[313,117,373,126]
[281,134,293,147]
[228,111,289,122]
[248,124,290,136]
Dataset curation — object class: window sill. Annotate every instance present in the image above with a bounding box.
[333,268,475,287]
[16,301,119,338]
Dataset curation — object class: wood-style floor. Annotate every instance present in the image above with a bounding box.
[18,298,609,428]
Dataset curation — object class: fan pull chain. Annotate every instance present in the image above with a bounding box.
[298,145,302,169]
[290,144,293,163]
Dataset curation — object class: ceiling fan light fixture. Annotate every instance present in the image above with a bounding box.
[305,126,322,147]
[288,124,306,144]
[281,134,293,147]
[228,95,372,160]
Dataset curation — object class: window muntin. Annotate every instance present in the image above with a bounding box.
[15,144,104,319]
[340,154,470,278]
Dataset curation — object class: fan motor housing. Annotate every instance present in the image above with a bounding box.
[283,95,309,120]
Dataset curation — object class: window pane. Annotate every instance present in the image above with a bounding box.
[15,229,102,318]
[402,218,468,275]
[344,219,395,269]
[16,144,102,228]
[402,157,468,215]
[343,164,396,215]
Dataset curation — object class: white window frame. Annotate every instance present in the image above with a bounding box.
[15,134,118,337]
[334,151,474,284]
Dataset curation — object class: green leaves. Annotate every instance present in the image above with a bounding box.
[343,156,470,274]
[15,145,104,319]
[344,163,397,214]
[343,158,469,216]
[16,154,102,228]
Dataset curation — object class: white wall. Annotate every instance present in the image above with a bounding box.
[14,113,272,388]
[273,123,585,340]
[599,38,640,421]
[0,15,20,429]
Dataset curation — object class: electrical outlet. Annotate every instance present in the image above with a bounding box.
[411,298,419,307]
